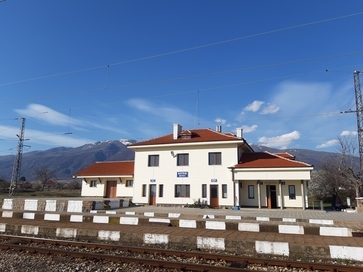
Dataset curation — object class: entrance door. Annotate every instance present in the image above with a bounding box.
[106,181,117,198]
[210,185,219,208]
[149,184,156,205]
[266,185,277,209]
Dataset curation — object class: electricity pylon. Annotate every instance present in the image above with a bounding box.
[9,118,27,196]
[353,71,363,179]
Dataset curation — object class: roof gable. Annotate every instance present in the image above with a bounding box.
[234,151,312,169]
[74,161,134,177]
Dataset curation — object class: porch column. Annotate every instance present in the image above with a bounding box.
[234,181,239,207]
[279,180,284,210]
[257,181,261,209]
[301,180,306,210]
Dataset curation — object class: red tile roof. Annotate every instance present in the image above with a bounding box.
[129,128,243,147]
[74,161,134,177]
[274,152,295,160]
[234,152,312,169]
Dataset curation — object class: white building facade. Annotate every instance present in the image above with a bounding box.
[128,124,313,209]
[75,124,313,209]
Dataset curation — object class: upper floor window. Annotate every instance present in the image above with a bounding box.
[208,152,221,165]
[148,155,159,166]
[126,180,133,187]
[90,180,97,187]
[177,153,189,166]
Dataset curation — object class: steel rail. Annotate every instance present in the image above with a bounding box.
[0,243,251,272]
[0,235,362,272]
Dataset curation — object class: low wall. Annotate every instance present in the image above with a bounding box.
[1,198,130,213]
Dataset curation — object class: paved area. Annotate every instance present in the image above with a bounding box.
[117,205,363,221]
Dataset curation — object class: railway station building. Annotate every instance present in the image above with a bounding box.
[74,124,313,209]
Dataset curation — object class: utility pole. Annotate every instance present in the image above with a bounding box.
[9,118,27,196]
[353,71,363,180]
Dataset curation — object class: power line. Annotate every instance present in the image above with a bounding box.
[1,11,362,88]
[1,55,362,108]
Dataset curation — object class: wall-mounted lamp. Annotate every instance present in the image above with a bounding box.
[170,151,176,157]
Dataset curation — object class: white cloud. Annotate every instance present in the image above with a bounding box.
[258,131,300,149]
[126,98,198,124]
[341,130,357,136]
[241,124,258,133]
[0,124,94,148]
[215,118,226,125]
[260,104,279,114]
[15,104,78,127]
[14,104,125,134]
[316,139,339,148]
[244,100,264,112]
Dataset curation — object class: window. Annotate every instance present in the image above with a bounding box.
[209,152,221,165]
[202,184,207,198]
[159,185,164,197]
[126,180,133,187]
[142,184,147,197]
[222,184,227,198]
[148,155,159,166]
[90,180,97,187]
[177,153,189,166]
[248,185,254,199]
[289,185,296,199]
[174,185,190,198]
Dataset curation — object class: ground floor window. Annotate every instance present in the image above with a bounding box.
[202,184,207,198]
[222,184,227,198]
[248,185,254,199]
[126,180,133,187]
[175,184,190,197]
[142,184,146,197]
[289,185,296,199]
[159,184,164,197]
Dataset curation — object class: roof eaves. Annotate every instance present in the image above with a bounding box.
[265,151,313,167]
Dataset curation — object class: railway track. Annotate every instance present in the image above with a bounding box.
[0,235,362,272]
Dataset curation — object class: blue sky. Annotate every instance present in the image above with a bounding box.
[1,1,363,156]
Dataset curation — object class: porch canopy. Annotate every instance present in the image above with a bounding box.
[230,152,313,209]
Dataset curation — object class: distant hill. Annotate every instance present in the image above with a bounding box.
[0,140,345,181]
[0,140,136,181]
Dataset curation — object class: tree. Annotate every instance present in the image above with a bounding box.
[336,136,362,198]
[309,135,361,207]
[33,166,56,191]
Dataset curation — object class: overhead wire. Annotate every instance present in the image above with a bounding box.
[0,54,362,107]
[0,11,362,88]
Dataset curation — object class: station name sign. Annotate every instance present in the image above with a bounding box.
[177,172,188,178]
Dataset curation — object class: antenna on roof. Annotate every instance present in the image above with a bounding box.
[65,109,73,135]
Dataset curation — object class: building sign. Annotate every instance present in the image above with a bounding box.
[211,179,217,182]
[177,172,188,178]
[150,179,156,182]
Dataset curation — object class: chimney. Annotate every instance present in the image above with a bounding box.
[216,125,222,133]
[236,128,243,139]
[173,123,182,140]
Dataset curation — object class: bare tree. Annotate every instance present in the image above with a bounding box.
[336,135,362,198]
[33,166,56,191]
[309,135,361,207]
[309,156,347,203]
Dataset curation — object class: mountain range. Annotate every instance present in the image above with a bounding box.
[0,139,339,181]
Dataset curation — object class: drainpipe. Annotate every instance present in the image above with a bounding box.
[230,167,237,208]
